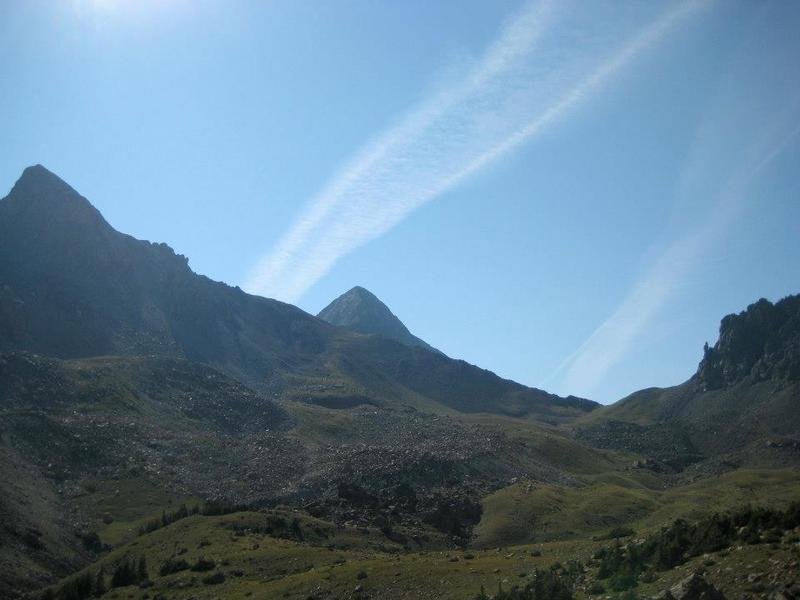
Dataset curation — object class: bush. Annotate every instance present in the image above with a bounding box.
[424,497,482,538]
[596,526,635,540]
[190,557,216,572]
[79,532,103,553]
[111,558,138,588]
[56,573,93,600]
[201,572,226,585]
[587,582,605,595]
[92,568,106,597]
[158,558,190,576]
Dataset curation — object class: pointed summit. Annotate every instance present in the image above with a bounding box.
[2,164,109,230]
[318,286,442,354]
[10,164,82,199]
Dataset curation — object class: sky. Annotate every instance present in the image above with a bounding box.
[1,0,799,403]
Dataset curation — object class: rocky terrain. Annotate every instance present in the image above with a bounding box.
[0,352,605,596]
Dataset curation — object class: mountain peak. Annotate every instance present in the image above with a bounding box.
[342,286,382,302]
[3,165,109,231]
[318,286,442,354]
[12,164,78,196]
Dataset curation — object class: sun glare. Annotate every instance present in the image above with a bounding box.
[71,0,186,22]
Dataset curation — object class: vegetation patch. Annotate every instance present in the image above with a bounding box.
[595,501,800,592]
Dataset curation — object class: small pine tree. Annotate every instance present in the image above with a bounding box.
[111,558,137,588]
[290,517,304,541]
[93,568,106,597]
[137,556,148,582]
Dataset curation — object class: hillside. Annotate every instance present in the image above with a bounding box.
[318,286,442,354]
[0,351,615,598]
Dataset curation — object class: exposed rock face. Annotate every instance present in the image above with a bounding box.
[318,286,442,354]
[655,572,726,600]
[697,295,800,390]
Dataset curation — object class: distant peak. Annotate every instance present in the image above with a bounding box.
[342,286,380,301]
[318,286,443,355]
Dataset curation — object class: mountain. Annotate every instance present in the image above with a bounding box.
[0,165,595,420]
[318,286,441,354]
[0,164,340,390]
[577,294,800,469]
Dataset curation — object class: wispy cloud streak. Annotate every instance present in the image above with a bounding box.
[246,0,709,302]
[550,112,800,401]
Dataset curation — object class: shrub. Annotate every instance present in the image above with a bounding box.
[190,557,216,572]
[158,558,190,576]
[587,582,605,595]
[57,573,93,600]
[80,532,103,553]
[201,572,226,585]
[596,526,635,540]
[111,559,138,588]
[137,556,148,581]
[92,568,106,597]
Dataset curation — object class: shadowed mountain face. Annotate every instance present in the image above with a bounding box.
[0,165,325,387]
[318,286,442,354]
[0,165,595,419]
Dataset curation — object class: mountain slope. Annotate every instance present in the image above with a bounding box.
[0,351,610,597]
[0,165,596,420]
[318,286,441,354]
[578,294,800,468]
[0,352,293,597]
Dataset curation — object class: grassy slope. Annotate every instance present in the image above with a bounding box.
[51,510,602,600]
[475,468,800,548]
[71,478,203,547]
[51,488,800,600]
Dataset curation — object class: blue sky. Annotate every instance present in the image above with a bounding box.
[1,1,798,403]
